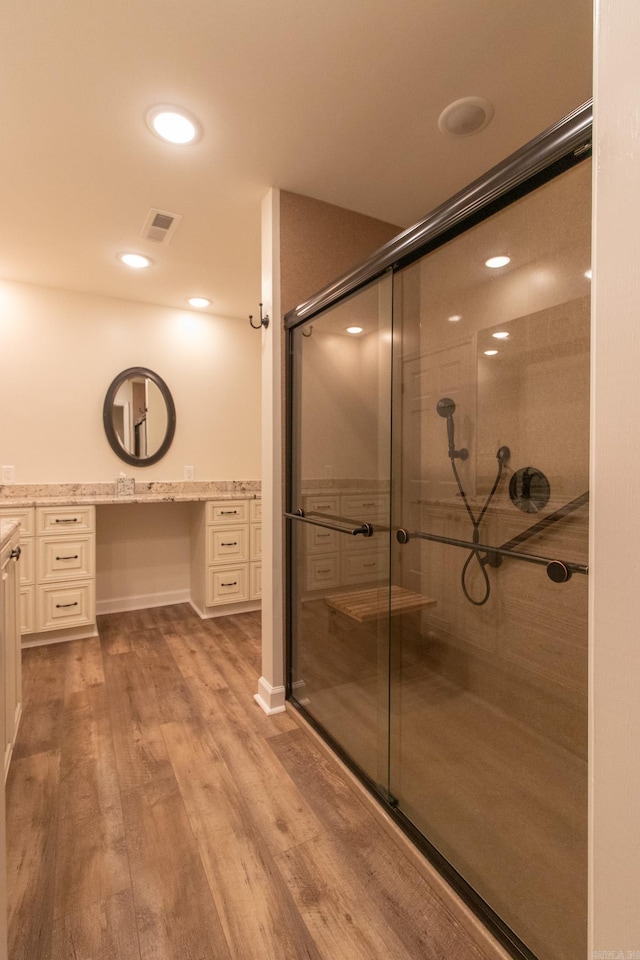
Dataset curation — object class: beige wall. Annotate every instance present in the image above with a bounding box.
[279,190,400,316]
[258,189,399,711]
[0,278,261,483]
[591,0,640,952]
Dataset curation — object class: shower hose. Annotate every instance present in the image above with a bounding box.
[448,451,507,606]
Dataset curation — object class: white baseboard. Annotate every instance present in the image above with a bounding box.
[189,599,261,620]
[254,676,286,715]
[96,588,191,616]
[22,625,99,647]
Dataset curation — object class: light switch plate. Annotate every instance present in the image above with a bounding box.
[1,465,15,484]
[184,465,194,481]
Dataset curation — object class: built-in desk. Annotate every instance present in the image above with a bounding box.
[0,481,261,646]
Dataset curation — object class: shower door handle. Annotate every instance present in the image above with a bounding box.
[285,510,374,537]
[396,528,588,579]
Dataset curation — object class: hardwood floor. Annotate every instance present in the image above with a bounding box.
[7,604,498,960]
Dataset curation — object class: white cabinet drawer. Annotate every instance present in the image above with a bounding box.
[306,554,340,590]
[340,494,388,520]
[19,584,35,634]
[37,505,95,535]
[341,551,386,584]
[206,565,249,605]
[342,527,386,553]
[250,524,262,560]
[17,537,35,584]
[38,534,95,582]
[303,495,339,515]
[250,500,262,522]
[206,501,248,525]
[207,526,248,565]
[0,506,35,537]
[250,562,261,600]
[36,580,95,631]
[306,525,337,554]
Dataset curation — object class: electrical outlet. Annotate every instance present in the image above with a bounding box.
[184,465,194,481]
[1,465,15,484]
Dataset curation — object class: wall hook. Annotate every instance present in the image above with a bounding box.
[249,303,270,330]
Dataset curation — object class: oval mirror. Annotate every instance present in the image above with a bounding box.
[103,367,176,466]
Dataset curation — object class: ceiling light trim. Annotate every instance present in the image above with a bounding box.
[119,252,152,269]
[146,105,202,145]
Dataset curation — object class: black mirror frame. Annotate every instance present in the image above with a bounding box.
[103,366,176,467]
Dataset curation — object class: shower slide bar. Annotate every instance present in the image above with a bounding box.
[396,528,588,582]
[285,509,374,538]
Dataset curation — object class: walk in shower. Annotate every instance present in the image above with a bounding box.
[285,103,591,960]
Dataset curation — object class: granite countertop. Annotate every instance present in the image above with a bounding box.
[0,480,261,509]
[0,518,20,550]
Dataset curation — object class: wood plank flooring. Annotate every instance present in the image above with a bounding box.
[7,603,497,960]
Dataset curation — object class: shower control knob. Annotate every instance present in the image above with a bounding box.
[396,529,410,545]
[546,560,571,583]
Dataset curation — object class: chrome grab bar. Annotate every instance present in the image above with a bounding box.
[285,509,374,538]
[396,528,588,582]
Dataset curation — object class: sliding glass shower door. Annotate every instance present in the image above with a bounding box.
[288,274,393,791]
[389,158,590,960]
[287,105,591,960]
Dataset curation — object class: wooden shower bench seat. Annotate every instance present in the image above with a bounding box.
[326,585,436,623]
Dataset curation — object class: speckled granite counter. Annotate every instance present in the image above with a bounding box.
[0,518,19,550]
[0,480,261,509]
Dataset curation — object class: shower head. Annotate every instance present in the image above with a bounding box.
[436,397,456,419]
[436,397,468,461]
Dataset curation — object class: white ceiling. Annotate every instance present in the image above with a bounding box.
[0,0,592,320]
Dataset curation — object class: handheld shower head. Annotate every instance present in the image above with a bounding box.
[436,397,468,460]
[436,397,457,419]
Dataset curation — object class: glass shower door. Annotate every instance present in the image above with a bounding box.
[288,274,393,792]
[389,159,590,960]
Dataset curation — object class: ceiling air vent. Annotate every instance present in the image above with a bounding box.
[140,208,182,245]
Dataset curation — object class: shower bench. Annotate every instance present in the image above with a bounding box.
[325,584,436,622]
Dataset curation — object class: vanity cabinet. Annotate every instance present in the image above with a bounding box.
[302,490,389,592]
[0,505,96,643]
[35,506,96,634]
[1,524,22,779]
[0,507,34,633]
[190,498,261,616]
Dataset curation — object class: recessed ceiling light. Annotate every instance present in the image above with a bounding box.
[438,97,495,137]
[188,297,211,308]
[346,326,363,334]
[484,349,499,356]
[485,255,511,269]
[584,269,592,279]
[119,253,152,269]
[448,314,463,323]
[146,105,201,144]
[492,331,509,340]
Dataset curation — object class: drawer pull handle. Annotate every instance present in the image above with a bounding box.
[56,555,79,561]
[55,518,79,523]
[363,562,376,568]
[221,542,237,547]
[318,568,331,574]
[10,546,21,561]
[318,534,331,539]
[220,510,238,515]
[56,601,79,608]
[221,581,237,587]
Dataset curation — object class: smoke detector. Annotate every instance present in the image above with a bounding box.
[141,208,182,245]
